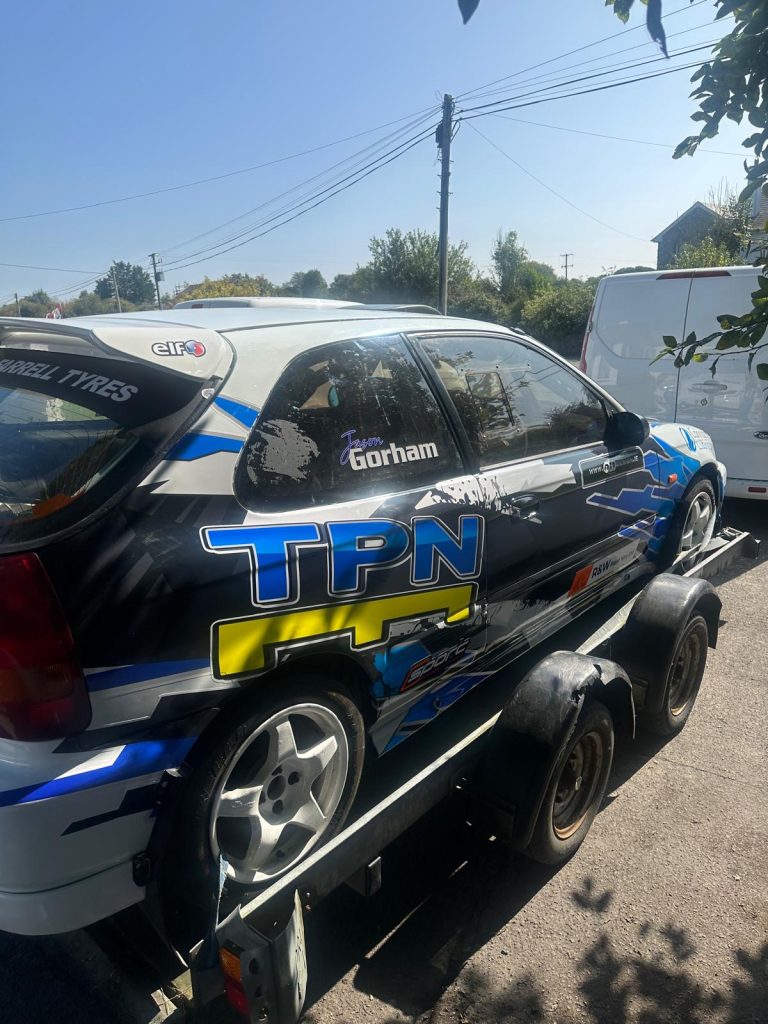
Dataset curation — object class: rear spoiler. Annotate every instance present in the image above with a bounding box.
[0,317,234,382]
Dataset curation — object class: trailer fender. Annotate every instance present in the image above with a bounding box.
[613,574,721,716]
[473,651,633,850]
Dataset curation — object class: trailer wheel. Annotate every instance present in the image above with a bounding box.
[641,613,708,737]
[163,675,364,924]
[661,477,716,571]
[525,702,614,865]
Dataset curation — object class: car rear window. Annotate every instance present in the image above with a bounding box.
[0,350,208,545]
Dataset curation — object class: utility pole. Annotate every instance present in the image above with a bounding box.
[149,253,164,310]
[561,253,573,281]
[437,94,454,316]
[110,265,122,313]
[14,292,20,316]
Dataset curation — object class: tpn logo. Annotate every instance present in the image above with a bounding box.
[151,339,207,358]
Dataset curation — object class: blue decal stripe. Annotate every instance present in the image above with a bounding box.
[87,659,210,692]
[214,396,259,429]
[166,433,244,461]
[0,738,196,808]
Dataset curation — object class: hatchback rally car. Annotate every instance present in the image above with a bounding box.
[0,305,725,935]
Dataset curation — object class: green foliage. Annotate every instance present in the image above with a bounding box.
[614,265,655,275]
[366,228,475,304]
[449,276,513,325]
[671,238,741,269]
[0,290,55,317]
[491,230,528,299]
[65,291,130,317]
[328,267,375,302]
[520,280,597,356]
[95,261,155,306]
[175,273,275,302]
[281,269,328,298]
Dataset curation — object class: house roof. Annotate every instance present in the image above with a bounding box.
[651,201,723,243]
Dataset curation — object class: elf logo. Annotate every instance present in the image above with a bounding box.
[151,339,207,358]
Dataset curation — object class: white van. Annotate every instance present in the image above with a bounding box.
[581,265,766,499]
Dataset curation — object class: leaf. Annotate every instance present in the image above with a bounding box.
[458,0,480,23]
[646,0,667,56]
[685,332,698,346]
[756,364,768,381]
[663,335,677,348]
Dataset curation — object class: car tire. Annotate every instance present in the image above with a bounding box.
[160,674,364,944]
[525,701,614,866]
[641,613,708,737]
[660,477,716,571]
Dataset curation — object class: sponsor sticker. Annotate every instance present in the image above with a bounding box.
[151,339,207,358]
[579,447,644,488]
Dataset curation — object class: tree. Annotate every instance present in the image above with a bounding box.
[328,268,375,302]
[614,266,655,275]
[449,276,513,325]
[64,290,124,317]
[491,230,528,299]
[281,269,328,298]
[175,272,275,302]
[366,228,475,304]
[520,280,597,357]
[95,262,155,306]
[672,238,741,269]
[0,290,55,317]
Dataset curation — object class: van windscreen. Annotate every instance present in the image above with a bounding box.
[0,350,205,544]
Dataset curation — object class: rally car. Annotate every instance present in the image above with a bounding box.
[0,303,725,935]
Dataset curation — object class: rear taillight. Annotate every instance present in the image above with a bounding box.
[0,553,90,740]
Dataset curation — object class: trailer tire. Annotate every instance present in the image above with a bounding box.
[641,613,708,737]
[525,701,614,866]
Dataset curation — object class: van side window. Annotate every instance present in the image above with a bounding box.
[418,334,607,468]
[235,335,463,511]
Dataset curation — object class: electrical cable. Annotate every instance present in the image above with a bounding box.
[466,120,649,242]
[0,105,440,224]
[456,0,711,100]
[159,108,439,259]
[169,130,435,273]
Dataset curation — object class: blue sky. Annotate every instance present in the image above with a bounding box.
[0,0,751,303]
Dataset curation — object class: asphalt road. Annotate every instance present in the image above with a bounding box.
[1,498,766,1024]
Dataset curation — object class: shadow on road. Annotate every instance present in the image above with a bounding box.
[301,721,766,1023]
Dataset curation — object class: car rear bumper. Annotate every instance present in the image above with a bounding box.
[0,861,143,935]
[725,477,768,500]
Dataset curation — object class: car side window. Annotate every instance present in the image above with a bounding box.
[235,334,464,511]
[418,334,607,468]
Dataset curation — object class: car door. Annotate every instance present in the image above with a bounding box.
[674,268,768,488]
[415,332,664,662]
[225,331,488,752]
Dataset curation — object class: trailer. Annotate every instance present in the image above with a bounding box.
[178,527,757,1023]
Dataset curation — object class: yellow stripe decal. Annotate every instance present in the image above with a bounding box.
[214,584,475,678]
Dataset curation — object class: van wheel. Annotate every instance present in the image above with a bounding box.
[161,676,364,943]
[525,702,614,866]
[661,477,716,571]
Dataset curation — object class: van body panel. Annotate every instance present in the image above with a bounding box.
[585,266,765,498]
[589,273,689,421]
[675,271,768,488]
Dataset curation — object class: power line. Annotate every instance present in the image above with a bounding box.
[0,261,102,273]
[159,108,438,260]
[165,123,437,269]
[459,42,718,117]
[489,113,746,157]
[168,128,436,273]
[460,57,707,122]
[0,105,439,225]
[461,20,717,105]
[456,0,711,100]
[465,120,649,243]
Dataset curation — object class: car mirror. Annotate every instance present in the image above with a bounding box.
[604,411,650,450]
